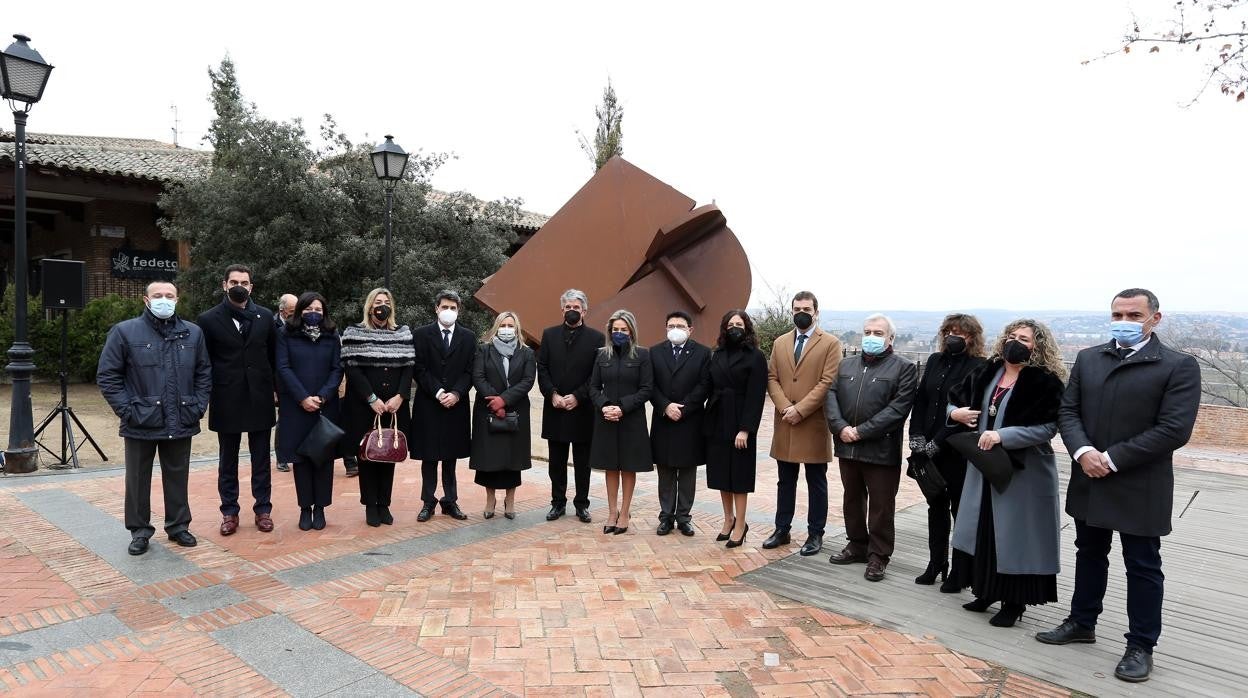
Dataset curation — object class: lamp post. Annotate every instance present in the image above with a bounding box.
[370,135,409,290]
[2,34,54,474]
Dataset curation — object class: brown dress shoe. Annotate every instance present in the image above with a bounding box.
[220,515,240,536]
[864,560,887,582]
[255,513,274,533]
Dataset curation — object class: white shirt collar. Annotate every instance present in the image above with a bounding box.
[1116,335,1151,353]
[440,323,456,335]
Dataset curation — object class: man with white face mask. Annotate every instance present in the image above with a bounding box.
[648,311,711,536]
[97,280,212,556]
[409,290,474,522]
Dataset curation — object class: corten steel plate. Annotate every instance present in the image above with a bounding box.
[474,157,751,345]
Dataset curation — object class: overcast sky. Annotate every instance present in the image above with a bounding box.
[10,1,1247,312]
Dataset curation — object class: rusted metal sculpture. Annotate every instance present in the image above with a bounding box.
[475,157,751,345]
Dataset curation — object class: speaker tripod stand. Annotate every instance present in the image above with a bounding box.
[33,309,108,469]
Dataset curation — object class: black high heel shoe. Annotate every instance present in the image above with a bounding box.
[613,515,629,535]
[726,523,749,548]
[604,516,618,534]
[915,560,949,586]
[989,603,1025,627]
[716,517,736,542]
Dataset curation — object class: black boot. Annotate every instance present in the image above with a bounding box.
[298,507,313,531]
[915,559,948,585]
[990,603,1025,628]
[365,504,381,527]
[378,505,394,525]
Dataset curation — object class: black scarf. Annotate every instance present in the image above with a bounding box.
[950,360,1063,428]
[862,345,895,365]
[226,298,255,338]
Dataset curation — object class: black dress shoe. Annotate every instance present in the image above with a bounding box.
[1035,620,1096,645]
[799,534,823,556]
[365,505,381,527]
[575,507,593,523]
[299,507,313,531]
[828,548,867,565]
[442,503,468,521]
[378,506,394,525]
[417,504,435,522]
[761,528,791,550]
[169,530,197,547]
[128,537,149,555]
[311,506,326,530]
[677,521,695,537]
[657,519,674,536]
[1114,646,1152,683]
[546,506,565,521]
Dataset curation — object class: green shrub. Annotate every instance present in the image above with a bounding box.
[0,285,144,383]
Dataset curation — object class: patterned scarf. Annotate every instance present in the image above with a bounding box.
[340,323,416,367]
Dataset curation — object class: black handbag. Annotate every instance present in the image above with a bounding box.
[905,451,947,499]
[947,431,1015,494]
[487,411,519,433]
[296,413,345,464]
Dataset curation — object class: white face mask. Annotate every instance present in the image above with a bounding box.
[667,328,689,346]
[496,327,517,341]
[438,309,458,326]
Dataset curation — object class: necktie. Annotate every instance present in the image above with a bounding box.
[1116,346,1131,361]
[673,345,681,360]
[794,333,807,364]
[443,328,451,349]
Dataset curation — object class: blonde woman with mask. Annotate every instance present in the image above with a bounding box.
[469,311,536,519]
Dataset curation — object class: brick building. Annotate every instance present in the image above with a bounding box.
[1,131,548,302]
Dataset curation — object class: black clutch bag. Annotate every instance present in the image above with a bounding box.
[946,431,1015,494]
[296,413,345,464]
[905,451,947,499]
[487,411,519,433]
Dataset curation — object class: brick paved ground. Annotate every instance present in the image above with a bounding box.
[9,390,1224,696]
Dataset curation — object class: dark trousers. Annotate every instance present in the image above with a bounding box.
[657,465,697,524]
[421,458,459,506]
[548,440,591,510]
[775,461,828,536]
[124,437,193,540]
[1068,518,1164,651]
[217,430,273,516]
[292,457,333,508]
[924,452,967,562]
[359,459,396,506]
[838,458,901,564]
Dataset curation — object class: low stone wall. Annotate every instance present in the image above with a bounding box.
[1190,404,1248,448]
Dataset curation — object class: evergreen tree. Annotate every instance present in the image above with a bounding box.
[577,80,624,171]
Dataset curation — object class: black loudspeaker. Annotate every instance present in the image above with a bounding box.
[41,259,87,310]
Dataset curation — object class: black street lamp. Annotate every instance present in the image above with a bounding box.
[3,34,54,474]
[370,135,409,290]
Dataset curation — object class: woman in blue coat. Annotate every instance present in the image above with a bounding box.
[276,292,343,531]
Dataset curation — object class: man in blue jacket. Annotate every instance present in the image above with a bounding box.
[97,280,212,555]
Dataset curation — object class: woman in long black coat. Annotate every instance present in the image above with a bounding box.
[588,309,653,535]
[340,288,415,528]
[469,311,537,519]
[275,292,343,531]
[702,310,768,547]
[907,313,987,588]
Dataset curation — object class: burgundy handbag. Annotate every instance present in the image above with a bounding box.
[358,412,408,463]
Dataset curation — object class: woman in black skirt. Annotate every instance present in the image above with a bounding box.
[588,309,653,535]
[469,311,536,519]
[340,288,415,527]
[702,311,768,548]
[947,319,1066,627]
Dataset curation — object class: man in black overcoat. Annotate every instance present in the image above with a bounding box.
[197,265,278,535]
[409,290,474,521]
[649,310,710,536]
[1037,288,1201,684]
[536,289,605,522]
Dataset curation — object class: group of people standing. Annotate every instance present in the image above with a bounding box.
[98,274,1199,684]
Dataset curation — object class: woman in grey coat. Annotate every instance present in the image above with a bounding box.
[947,319,1066,628]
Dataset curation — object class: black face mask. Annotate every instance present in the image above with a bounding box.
[944,335,966,355]
[1003,339,1032,365]
[793,311,813,331]
[725,327,746,344]
[372,305,392,322]
[564,309,582,326]
[227,285,249,303]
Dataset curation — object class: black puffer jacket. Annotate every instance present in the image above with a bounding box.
[825,352,919,466]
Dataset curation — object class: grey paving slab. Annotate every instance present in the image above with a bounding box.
[14,488,202,587]
[740,467,1248,698]
[0,613,130,668]
[211,614,408,698]
[320,672,421,697]
[159,583,248,618]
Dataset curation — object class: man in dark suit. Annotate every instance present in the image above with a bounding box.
[649,310,710,536]
[1037,288,1201,684]
[409,290,474,522]
[197,265,278,535]
[537,289,604,522]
